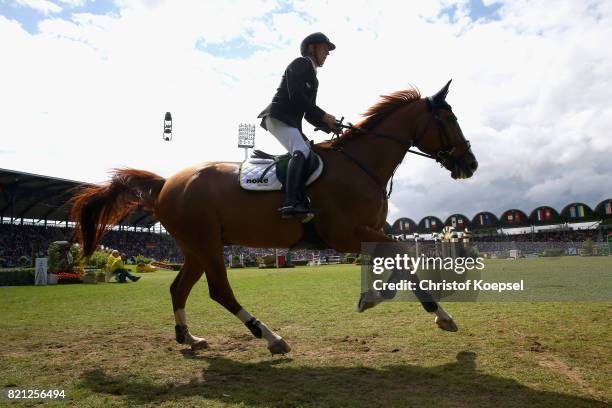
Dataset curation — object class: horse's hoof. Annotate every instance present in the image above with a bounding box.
[268,339,291,355]
[357,291,382,313]
[190,339,210,350]
[435,316,458,332]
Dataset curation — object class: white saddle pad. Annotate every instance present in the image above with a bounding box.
[239,154,324,191]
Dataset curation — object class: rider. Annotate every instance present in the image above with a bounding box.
[258,32,339,220]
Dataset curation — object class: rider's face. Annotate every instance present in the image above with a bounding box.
[312,43,331,67]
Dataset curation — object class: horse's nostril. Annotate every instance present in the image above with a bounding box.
[470,161,478,171]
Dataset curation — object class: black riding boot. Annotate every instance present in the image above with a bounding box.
[279,151,312,219]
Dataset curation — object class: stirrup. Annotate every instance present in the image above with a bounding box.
[279,205,310,216]
[284,211,319,223]
[279,204,318,221]
[300,211,317,223]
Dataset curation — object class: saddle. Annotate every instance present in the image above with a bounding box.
[239,150,324,191]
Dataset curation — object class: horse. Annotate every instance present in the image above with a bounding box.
[70,80,478,355]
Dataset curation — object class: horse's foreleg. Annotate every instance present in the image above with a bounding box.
[200,247,291,355]
[236,309,291,355]
[170,256,209,349]
[354,225,458,332]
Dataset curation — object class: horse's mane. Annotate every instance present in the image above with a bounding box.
[330,88,421,146]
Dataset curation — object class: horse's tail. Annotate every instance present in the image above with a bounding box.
[70,168,166,257]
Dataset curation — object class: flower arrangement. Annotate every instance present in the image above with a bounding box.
[134,254,152,266]
[56,271,83,284]
[47,241,85,284]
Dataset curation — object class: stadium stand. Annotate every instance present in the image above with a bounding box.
[0,168,610,267]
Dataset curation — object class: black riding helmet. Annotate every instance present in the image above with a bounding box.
[300,32,336,56]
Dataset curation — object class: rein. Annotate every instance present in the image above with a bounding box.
[337,123,436,159]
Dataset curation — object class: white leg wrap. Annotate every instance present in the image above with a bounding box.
[175,309,187,325]
[236,308,282,344]
[174,308,206,345]
[236,309,254,324]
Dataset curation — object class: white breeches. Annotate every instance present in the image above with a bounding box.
[265,116,311,158]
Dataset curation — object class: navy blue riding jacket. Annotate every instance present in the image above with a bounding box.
[258,57,328,132]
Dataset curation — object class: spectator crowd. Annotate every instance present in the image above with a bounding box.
[0,224,182,268]
[0,222,608,268]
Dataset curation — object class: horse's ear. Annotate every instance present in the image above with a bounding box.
[431,79,452,104]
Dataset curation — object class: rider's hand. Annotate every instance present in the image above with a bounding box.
[323,113,338,130]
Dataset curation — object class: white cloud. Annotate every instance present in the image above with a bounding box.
[15,0,62,14]
[0,0,610,224]
[56,0,88,6]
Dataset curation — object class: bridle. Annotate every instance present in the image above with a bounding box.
[414,98,471,166]
[326,99,471,198]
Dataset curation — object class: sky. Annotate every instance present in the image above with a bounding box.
[1,0,611,224]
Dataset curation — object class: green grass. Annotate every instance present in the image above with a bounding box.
[0,259,610,407]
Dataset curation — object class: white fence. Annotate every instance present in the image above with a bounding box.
[310,254,341,266]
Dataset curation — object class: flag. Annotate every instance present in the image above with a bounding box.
[570,206,576,218]
[451,217,457,227]
[515,212,521,222]
[507,214,513,223]
[479,214,484,225]
[606,202,612,215]
[578,205,585,218]
[458,218,464,226]
[545,209,552,220]
[425,219,430,229]
[537,210,542,221]
[404,221,410,231]
[431,219,437,228]
[484,214,492,225]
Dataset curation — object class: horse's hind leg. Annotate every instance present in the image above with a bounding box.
[198,241,291,355]
[170,255,209,350]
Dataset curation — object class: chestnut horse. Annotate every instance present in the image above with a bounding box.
[71,80,477,355]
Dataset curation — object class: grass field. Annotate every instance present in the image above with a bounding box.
[0,258,610,407]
